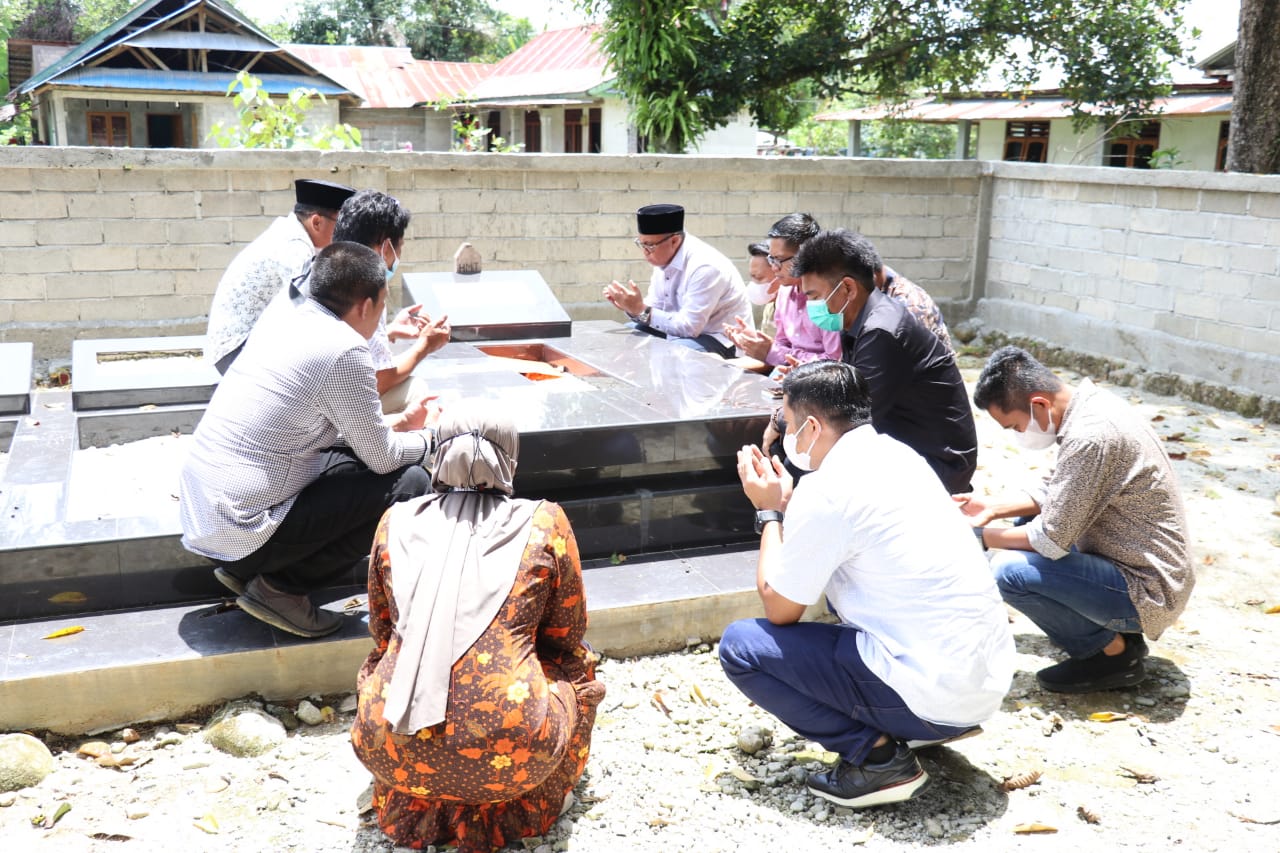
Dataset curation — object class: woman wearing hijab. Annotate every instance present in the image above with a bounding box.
[351,402,605,852]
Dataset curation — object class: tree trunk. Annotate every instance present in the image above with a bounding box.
[1227,0,1280,173]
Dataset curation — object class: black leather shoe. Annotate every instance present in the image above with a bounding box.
[806,743,930,808]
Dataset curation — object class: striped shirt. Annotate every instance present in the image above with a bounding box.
[1026,379,1194,639]
[179,298,432,562]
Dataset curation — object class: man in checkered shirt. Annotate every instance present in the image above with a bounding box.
[180,242,436,638]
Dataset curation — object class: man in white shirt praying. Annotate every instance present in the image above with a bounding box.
[720,360,1014,809]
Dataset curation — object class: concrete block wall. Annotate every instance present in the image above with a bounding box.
[3,148,1278,410]
[0,148,982,364]
[981,161,1280,403]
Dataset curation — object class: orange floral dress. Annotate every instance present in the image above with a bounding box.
[351,500,605,852]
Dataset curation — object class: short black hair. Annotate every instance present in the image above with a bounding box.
[782,360,872,432]
[791,228,882,292]
[973,346,1065,413]
[767,212,821,249]
[293,203,329,220]
[309,241,386,316]
[333,190,410,249]
[748,241,770,257]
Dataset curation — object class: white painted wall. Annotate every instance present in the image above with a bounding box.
[690,111,759,155]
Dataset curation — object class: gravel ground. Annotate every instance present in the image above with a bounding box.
[2,366,1278,852]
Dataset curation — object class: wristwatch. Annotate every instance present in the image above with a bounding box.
[754,509,784,534]
[630,305,652,326]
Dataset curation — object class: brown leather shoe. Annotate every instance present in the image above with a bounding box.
[236,577,342,638]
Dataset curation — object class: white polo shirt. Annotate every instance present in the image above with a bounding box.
[768,425,1014,726]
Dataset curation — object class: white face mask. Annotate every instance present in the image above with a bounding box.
[746,279,776,306]
[1016,401,1057,450]
[783,418,819,471]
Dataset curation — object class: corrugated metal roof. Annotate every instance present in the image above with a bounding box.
[817,92,1234,123]
[468,25,611,101]
[284,45,491,107]
[125,31,277,51]
[46,68,349,96]
[17,0,271,96]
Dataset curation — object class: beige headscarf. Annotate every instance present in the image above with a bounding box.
[382,401,539,734]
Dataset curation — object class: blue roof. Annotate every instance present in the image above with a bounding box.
[44,68,350,96]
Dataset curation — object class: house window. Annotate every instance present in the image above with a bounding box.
[523,110,542,152]
[589,107,602,153]
[1217,121,1229,172]
[1104,122,1160,169]
[146,113,184,148]
[1003,121,1050,163]
[565,108,584,153]
[88,112,130,147]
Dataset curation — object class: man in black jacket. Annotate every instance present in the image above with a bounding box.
[789,228,977,493]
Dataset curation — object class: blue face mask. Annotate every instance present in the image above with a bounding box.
[806,280,850,332]
[384,241,400,283]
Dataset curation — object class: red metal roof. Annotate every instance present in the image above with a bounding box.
[469,25,612,102]
[818,92,1234,123]
[490,25,606,76]
[284,44,492,108]
[283,27,611,109]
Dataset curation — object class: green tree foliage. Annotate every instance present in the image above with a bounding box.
[288,0,532,61]
[207,70,362,150]
[580,0,1193,152]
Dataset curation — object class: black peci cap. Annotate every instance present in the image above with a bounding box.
[636,203,685,235]
[294,178,356,211]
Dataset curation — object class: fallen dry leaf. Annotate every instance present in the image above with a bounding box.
[174,723,202,734]
[77,741,111,758]
[1077,805,1101,825]
[342,597,366,612]
[1168,451,1187,460]
[205,776,230,793]
[1088,711,1129,722]
[1245,598,1264,606]
[649,816,672,827]
[999,770,1042,792]
[1013,822,1058,834]
[1190,449,1212,458]
[47,591,87,605]
[1118,766,1158,784]
[1229,812,1280,825]
[42,625,84,640]
[193,813,220,834]
[1150,415,1165,422]
[728,766,759,783]
[1164,432,1186,442]
[651,692,672,717]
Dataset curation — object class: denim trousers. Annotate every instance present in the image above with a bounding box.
[991,548,1142,659]
[718,618,970,765]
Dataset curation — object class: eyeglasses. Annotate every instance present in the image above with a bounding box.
[766,253,795,270]
[634,233,678,254]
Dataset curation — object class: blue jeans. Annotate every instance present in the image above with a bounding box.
[718,619,970,764]
[626,321,734,358]
[992,548,1141,659]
